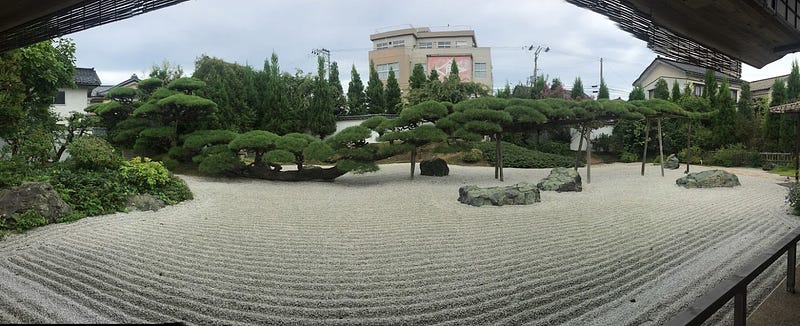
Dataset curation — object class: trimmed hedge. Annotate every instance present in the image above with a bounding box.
[476,141,574,168]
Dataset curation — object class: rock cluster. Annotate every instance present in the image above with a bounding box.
[126,194,166,212]
[676,170,740,188]
[0,182,71,228]
[536,167,582,192]
[458,182,541,207]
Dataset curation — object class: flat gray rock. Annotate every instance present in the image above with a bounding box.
[676,170,740,188]
[458,182,541,207]
[537,167,582,192]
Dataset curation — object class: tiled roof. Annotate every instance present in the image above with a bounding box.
[749,74,789,92]
[656,57,741,83]
[91,85,114,97]
[75,67,101,87]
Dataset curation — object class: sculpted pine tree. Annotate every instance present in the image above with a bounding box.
[379,101,449,179]
[347,65,367,115]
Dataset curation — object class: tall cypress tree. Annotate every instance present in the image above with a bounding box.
[653,79,670,100]
[571,77,585,99]
[385,68,401,114]
[629,85,645,101]
[409,63,427,89]
[764,79,786,151]
[365,60,385,114]
[346,65,366,115]
[787,60,800,101]
[702,69,718,106]
[712,77,736,148]
[736,81,755,146]
[671,80,681,102]
[308,56,336,138]
[328,62,346,116]
[598,78,609,99]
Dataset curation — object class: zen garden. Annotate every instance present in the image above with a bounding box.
[2,39,800,324]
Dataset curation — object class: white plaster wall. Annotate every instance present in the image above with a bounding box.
[333,119,380,143]
[52,87,91,119]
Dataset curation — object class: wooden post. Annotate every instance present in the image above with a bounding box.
[641,119,651,176]
[658,118,665,177]
[495,134,500,180]
[575,126,585,171]
[499,134,504,182]
[795,115,800,183]
[685,120,692,174]
[788,243,796,293]
[586,132,591,184]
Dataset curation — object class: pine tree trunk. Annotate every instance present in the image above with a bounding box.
[685,120,692,174]
[495,134,501,180]
[499,134,504,182]
[575,126,585,170]
[641,119,651,176]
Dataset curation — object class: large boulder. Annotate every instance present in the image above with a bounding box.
[126,194,166,212]
[458,182,541,207]
[420,158,449,177]
[0,182,72,229]
[676,170,741,188]
[664,154,680,170]
[537,167,582,192]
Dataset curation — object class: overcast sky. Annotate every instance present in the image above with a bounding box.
[68,0,800,100]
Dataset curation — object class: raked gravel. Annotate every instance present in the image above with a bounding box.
[0,163,798,325]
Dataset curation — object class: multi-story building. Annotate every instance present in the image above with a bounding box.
[632,57,742,102]
[368,26,492,91]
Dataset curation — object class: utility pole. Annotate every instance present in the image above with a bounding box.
[311,48,331,77]
[528,45,549,88]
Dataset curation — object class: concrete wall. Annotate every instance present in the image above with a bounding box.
[570,125,614,151]
[334,119,380,143]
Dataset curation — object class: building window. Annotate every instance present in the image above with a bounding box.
[455,40,468,48]
[730,89,738,100]
[377,62,400,80]
[376,42,388,50]
[694,84,704,96]
[392,40,405,48]
[474,63,487,78]
[53,91,66,105]
[437,41,451,48]
[648,89,654,99]
[418,42,433,49]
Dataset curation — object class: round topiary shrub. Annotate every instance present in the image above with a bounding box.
[66,136,122,170]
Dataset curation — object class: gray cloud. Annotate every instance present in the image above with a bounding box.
[69,0,792,99]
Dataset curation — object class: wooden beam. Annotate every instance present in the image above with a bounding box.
[641,119,651,176]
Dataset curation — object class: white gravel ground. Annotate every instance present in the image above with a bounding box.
[0,163,798,325]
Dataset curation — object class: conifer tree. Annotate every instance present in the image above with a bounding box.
[653,79,670,100]
[347,65,366,115]
[571,77,585,99]
[385,68,402,114]
[308,56,336,138]
[702,69,718,106]
[409,63,427,89]
[328,62,346,116]
[712,77,736,148]
[628,85,645,101]
[598,78,610,99]
[671,80,681,102]
[365,60,386,114]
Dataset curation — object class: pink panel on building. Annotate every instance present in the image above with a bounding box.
[427,56,472,82]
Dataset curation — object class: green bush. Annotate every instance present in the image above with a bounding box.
[619,151,639,163]
[461,149,483,163]
[13,210,48,231]
[0,158,38,189]
[119,157,172,193]
[707,144,761,167]
[476,141,574,168]
[156,176,193,205]
[66,136,122,170]
[528,140,572,156]
[678,146,704,164]
[49,166,130,216]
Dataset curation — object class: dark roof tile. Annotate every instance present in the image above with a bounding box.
[75,67,101,86]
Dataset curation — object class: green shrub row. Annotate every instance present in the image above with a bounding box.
[475,141,575,168]
[707,144,761,167]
